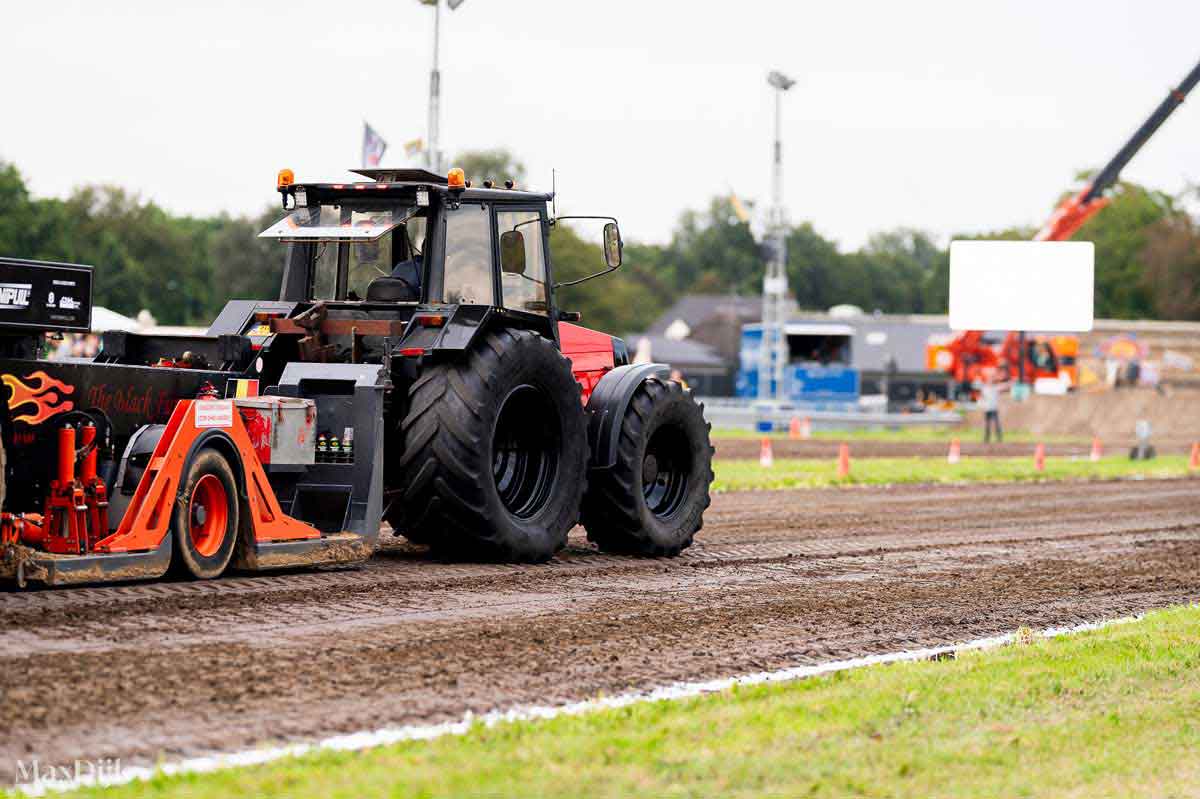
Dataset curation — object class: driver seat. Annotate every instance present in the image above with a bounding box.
[365,276,419,302]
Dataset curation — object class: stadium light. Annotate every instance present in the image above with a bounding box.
[421,0,468,172]
[767,70,796,91]
[758,69,796,402]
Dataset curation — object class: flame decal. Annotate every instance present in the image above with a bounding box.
[2,371,76,425]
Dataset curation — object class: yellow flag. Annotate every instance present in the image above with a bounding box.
[730,193,751,224]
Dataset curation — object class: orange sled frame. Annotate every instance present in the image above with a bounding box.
[1,399,372,587]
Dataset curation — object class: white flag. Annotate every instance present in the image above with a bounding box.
[362,121,388,167]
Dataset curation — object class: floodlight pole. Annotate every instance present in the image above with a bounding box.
[759,71,794,403]
[426,0,442,173]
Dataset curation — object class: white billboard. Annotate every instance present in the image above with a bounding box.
[948,240,1094,332]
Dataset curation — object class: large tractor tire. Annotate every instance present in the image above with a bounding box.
[581,379,713,557]
[391,329,587,562]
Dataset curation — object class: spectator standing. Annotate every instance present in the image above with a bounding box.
[978,372,1003,443]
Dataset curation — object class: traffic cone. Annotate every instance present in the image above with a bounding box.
[947,438,961,465]
[1034,443,1046,472]
[1189,443,1200,471]
[788,416,802,440]
[759,436,774,469]
[800,416,812,440]
[837,442,851,478]
[1090,437,1103,462]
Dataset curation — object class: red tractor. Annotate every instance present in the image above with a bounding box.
[0,166,713,587]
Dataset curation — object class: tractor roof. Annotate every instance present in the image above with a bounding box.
[351,168,447,184]
[290,168,552,203]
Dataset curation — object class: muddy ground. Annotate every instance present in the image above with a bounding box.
[712,437,1193,460]
[2,479,1199,774]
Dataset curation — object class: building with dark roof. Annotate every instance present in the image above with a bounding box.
[639,294,954,400]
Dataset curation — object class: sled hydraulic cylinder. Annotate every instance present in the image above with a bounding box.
[57,424,76,485]
[80,423,97,483]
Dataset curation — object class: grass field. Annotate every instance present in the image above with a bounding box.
[56,606,1200,798]
[709,426,1079,443]
[711,454,1193,492]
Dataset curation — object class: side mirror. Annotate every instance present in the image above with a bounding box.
[603,222,623,268]
[500,230,526,275]
[550,215,624,289]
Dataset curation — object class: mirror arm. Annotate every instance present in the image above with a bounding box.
[547,215,623,288]
[553,264,620,289]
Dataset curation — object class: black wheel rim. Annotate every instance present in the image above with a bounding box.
[492,384,559,519]
[642,423,692,519]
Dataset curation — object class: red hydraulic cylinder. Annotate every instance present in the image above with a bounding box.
[79,423,97,482]
[45,423,88,555]
[57,424,76,485]
[78,422,110,548]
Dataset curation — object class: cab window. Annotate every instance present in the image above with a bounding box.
[496,210,548,315]
[312,243,338,300]
[442,204,494,305]
[347,239,391,300]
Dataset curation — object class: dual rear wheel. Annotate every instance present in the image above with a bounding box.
[581,379,713,557]
[388,329,587,562]
[387,331,713,562]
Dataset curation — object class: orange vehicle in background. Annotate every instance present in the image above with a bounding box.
[927,333,1078,395]
[931,58,1200,397]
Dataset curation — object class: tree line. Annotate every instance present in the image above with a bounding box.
[1,154,1197,333]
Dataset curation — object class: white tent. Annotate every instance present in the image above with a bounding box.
[90,306,140,333]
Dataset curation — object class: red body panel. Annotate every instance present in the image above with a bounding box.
[558,322,615,403]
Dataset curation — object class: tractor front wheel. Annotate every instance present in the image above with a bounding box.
[581,379,713,557]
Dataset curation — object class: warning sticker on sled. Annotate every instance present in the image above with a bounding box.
[194,401,234,429]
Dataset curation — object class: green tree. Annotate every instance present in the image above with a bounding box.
[0,162,37,257]
[664,197,760,295]
[207,207,287,303]
[451,148,526,186]
[1071,179,1176,319]
[858,228,944,313]
[785,222,843,310]
[1140,212,1200,319]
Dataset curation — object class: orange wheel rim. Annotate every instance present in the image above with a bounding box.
[189,474,228,558]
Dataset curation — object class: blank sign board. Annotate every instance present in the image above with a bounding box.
[948,240,1094,332]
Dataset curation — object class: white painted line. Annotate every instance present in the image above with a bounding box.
[12,615,1137,796]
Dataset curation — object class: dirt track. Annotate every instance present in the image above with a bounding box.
[2,479,1199,774]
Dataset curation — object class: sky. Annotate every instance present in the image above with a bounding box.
[4,1,1199,250]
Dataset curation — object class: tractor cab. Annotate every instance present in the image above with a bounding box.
[260,168,622,342]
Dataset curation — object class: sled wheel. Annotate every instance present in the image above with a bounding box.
[172,448,239,579]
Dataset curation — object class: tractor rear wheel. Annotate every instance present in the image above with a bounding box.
[581,379,713,557]
[392,329,587,562]
[172,448,239,579]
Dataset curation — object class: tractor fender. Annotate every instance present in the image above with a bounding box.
[585,363,671,470]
